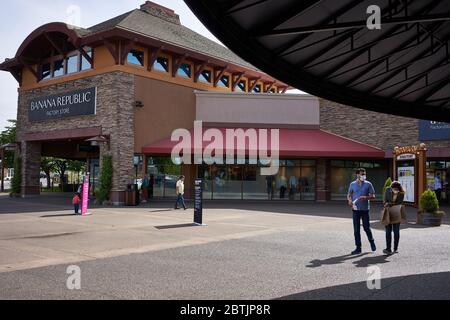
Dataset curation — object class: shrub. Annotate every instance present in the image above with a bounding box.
[382,177,392,199]
[420,189,439,214]
[96,155,113,204]
[11,155,21,195]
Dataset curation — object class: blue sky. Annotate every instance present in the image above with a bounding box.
[0,0,222,131]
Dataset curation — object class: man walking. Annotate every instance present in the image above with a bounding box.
[175,175,187,210]
[434,173,442,204]
[347,168,377,255]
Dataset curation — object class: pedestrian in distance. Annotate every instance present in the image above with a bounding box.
[174,175,187,210]
[73,192,81,215]
[382,181,405,255]
[347,168,377,255]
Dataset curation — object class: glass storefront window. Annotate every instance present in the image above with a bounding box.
[212,165,242,199]
[146,157,181,198]
[198,165,212,200]
[330,163,388,201]
[243,166,268,199]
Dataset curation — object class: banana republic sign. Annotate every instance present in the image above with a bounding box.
[28,87,97,122]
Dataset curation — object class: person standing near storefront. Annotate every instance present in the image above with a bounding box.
[382,181,405,255]
[141,174,149,203]
[434,173,442,204]
[266,175,275,200]
[149,174,155,199]
[174,175,187,210]
[347,168,377,255]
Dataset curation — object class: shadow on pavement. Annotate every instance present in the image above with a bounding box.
[352,255,391,268]
[275,271,450,300]
[155,223,199,230]
[307,253,369,268]
[40,213,79,218]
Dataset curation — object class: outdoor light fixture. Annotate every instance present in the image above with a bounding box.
[85,135,110,150]
[134,101,144,108]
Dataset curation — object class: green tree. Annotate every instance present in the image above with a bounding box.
[0,120,17,168]
[40,157,56,188]
[382,177,393,201]
[11,155,21,195]
[67,160,85,184]
[53,159,68,191]
[97,155,113,204]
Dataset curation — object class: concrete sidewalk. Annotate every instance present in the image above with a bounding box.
[1,193,450,299]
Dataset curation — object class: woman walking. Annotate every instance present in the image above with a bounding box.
[382,181,405,255]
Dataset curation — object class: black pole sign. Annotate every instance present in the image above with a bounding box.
[194,179,203,225]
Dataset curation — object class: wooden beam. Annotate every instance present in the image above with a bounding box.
[78,46,93,65]
[147,46,162,71]
[248,77,261,92]
[103,39,120,64]
[278,86,288,94]
[172,54,187,77]
[194,62,208,83]
[213,66,227,87]
[232,72,244,91]
[18,58,40,81]
[119,40,134,65]
[264,82,276,93]
[43,33,65,57]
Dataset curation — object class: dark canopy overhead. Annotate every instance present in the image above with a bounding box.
[184,0,450,121]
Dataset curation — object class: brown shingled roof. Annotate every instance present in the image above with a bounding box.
[83,8,258,71]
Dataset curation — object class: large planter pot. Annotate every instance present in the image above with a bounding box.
[9,193,22,198]
[420,212,443,227]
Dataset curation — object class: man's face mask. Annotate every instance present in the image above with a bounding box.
[359,174,366,181]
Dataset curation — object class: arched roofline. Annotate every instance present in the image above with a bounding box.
[15,22,82,59]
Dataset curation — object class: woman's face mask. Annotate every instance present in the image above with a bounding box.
[392,188,399,194]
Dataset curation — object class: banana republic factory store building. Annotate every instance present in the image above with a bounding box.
[5,1,446,204]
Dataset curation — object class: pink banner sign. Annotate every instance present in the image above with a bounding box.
[81,175,89,215]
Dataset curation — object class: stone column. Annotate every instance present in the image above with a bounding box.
[104,72,135,205]
[21,141,42,197]
[316,158,330,202]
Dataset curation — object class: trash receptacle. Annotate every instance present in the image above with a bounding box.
[125,184,137,206]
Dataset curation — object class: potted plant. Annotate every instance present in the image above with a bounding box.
[419,189,445,226]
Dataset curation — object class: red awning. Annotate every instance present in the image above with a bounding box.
[142,128,385,158]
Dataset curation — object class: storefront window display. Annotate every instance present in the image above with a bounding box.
[331,160,388,201]
[197,159,316,200]
[146,157,182,198]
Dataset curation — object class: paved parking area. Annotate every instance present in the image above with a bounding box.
[0,193,449,299]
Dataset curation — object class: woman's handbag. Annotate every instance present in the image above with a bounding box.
[381,206,390,225]
[388,205,403,224]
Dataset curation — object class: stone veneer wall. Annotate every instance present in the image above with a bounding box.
[319,99,450,150]
[16,71,135,203]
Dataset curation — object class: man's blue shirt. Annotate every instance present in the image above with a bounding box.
[348,180,376,211]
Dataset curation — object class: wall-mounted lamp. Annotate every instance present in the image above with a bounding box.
[134,101,144,108]
[85,135,110,150]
